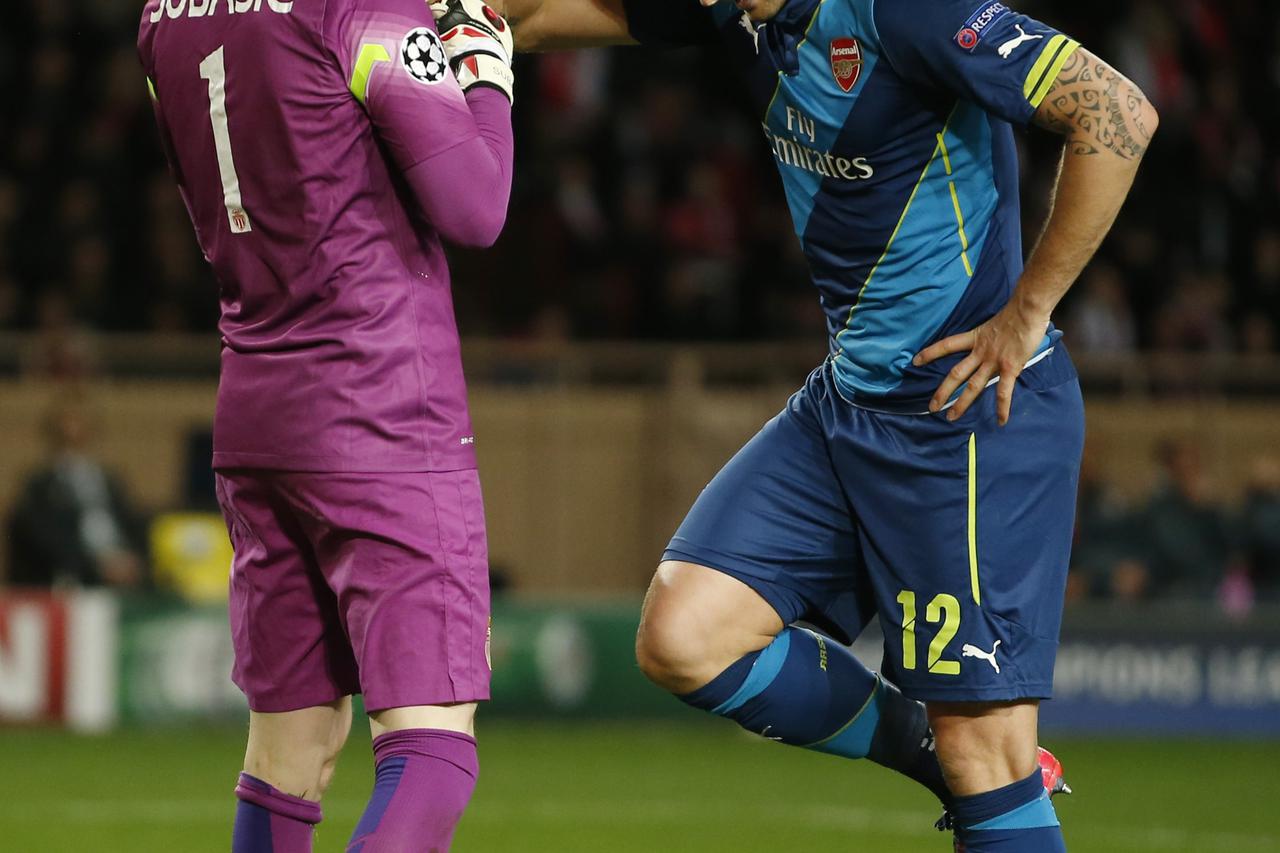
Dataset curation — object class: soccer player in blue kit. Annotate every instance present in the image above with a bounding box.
[504,0,1157,848]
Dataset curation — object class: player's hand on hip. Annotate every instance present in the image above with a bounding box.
[431,0,516,103]
[913,298,1050,426]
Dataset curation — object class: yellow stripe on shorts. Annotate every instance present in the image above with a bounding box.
[967,432,981,607]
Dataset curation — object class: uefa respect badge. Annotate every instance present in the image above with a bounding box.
[955,1,1011,51]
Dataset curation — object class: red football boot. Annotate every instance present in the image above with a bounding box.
[1038,746,1073,797]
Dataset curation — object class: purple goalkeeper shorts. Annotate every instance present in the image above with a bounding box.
[214,469,491,713]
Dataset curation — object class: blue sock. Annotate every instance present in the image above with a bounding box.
[233,773,321,852]
[950,769,1066,852]
[680,626,950,804]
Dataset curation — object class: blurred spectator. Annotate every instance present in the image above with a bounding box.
[1239,229,1280,348]
[5,394,147,589]
[1137,439,1235,598]
[1067,444,1149,602]
[1152,271,1235,353]
[1066,263,1137,355]
[19,288,99,380]
[1239,455,1280,601]
[0,274,18,329]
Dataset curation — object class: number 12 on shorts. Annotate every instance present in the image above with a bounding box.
[896,590,961,675]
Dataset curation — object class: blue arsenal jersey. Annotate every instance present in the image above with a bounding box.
[626,0,1079,400]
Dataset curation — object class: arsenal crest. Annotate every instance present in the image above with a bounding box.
[830,38,862,93]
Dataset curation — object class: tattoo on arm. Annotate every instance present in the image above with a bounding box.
[1033,48,1153,159]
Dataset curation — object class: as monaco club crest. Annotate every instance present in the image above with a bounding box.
[830,38,862,93]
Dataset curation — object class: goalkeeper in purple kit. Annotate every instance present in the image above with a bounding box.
[139,0,517,849]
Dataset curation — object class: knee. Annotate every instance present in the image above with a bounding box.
[636,561,781,695]
[315,740,343,796]
[244,749,336,801]
[245,706,352,800]
[930,725,989,781]
[635,603,712,694]
[927,701,1039,796]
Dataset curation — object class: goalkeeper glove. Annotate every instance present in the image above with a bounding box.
[430,0,515,103]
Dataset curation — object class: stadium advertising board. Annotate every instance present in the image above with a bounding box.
[2,592,1278,734]
[116,598,244,723]
[1043,626,1280,735]
[0,591,117,731]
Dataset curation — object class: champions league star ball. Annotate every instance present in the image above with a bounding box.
[402,28,448,85]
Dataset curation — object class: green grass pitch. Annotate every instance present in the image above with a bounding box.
[1,722,1275,851]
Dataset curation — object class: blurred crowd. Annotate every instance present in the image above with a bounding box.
[2,1,1279,607]
[1070,441,1280,609]
[2,0,1280,353]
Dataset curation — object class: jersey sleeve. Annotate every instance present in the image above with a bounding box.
[622,0,719,47]
[873,0,1080,125]
[325,0,483,170]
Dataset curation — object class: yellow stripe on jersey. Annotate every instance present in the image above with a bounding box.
[1022,34,1081,108]
[837,104,959,347]
[350,44,392,105]
[936,131,953,175]
[1029,39,1082,108]
[1023,34,1068,99]
[936,132,974,278]
[948,182,974,278]
[967,432,981,607]
[146,77,158,102]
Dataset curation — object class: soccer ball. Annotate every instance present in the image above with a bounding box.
[402,28,447,85]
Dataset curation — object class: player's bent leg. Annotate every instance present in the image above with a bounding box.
[234,697,353,853]
[346,703,480,853]
[928,700,1066,852]
[636,560,782,693]
[637,561,951,804]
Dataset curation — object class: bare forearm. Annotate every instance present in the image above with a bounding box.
[1015,48,1158,321]
[498,0,634,52]
[1013,146,1137,319]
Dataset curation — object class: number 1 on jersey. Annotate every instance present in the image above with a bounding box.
[199,46,253,234]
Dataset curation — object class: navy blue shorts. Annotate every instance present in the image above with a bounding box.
[664,347,1084,703]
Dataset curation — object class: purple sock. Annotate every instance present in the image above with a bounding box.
[233,772,322,853]
[347,729,479,853]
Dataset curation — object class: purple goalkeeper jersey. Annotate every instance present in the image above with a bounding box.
[139,0,510,472]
